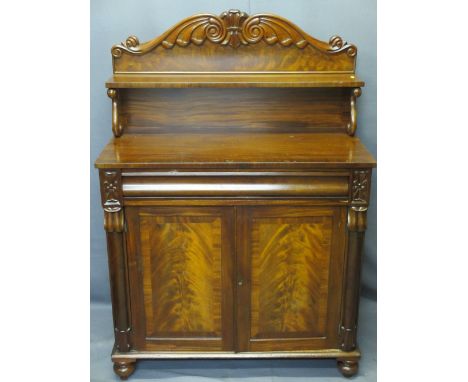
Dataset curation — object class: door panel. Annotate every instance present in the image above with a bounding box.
[237,206,346,351]
[126,206,234,351]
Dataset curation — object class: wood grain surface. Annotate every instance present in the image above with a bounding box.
[106,73,364,88]
[140,214,222,337]
[120,88,349,133]
[250,215,333,338]
[113,41,355,73]
[125,206,235,351]
[236,206,347,352]
[95,133,376,169]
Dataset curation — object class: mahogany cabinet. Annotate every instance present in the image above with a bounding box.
[95,10,376,379]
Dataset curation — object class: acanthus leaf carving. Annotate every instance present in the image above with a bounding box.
[102,170,122,212]
[100,170,124,232]
[351,169,370,205]
[220,9,249,48]
[162,15,227,48]
[111,10,357,54]
[241,14,308,48]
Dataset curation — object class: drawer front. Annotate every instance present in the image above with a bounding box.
[122,172,349,197]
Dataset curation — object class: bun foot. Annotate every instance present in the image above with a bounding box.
[113,360,136,380]
[337,359,359,377]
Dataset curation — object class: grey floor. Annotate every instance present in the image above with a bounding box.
[91,297,376,382]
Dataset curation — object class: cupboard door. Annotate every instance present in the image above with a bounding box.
[237,206,346,351]
[125,206,235,351]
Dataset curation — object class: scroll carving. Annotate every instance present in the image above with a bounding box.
[107,89,124,137]
[347,206,368,232]
[346,88,362,136]
[104,210,124,233]
[111,9,357,54]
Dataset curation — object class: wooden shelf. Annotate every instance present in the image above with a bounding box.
[106,73,364,89]
[95,133,376,169]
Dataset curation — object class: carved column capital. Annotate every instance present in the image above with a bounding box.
[100,170,124,232]
[348,168,371,231]
[350,169,371,205]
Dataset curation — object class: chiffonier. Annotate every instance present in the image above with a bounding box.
[95,10,376,379]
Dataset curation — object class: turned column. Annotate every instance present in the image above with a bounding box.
[99,170,133,353]
[338,169,372,377]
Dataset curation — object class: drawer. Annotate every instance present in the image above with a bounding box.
[121,172,349,197]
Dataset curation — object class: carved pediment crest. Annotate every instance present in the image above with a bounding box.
[111,10,357,57]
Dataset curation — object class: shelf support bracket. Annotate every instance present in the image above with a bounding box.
[107,89,124,137]
[346,87,362,136]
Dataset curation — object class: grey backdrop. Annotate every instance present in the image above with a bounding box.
[91,0,376,302]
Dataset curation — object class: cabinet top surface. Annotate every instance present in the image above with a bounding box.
[95,133,376,169]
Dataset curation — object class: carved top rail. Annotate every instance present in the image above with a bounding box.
[107,10,363,88]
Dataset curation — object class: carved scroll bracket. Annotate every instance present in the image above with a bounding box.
[346,88,362,136]
[104,210,124,232]
[107,89,124,137]
[347,206,368,232]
